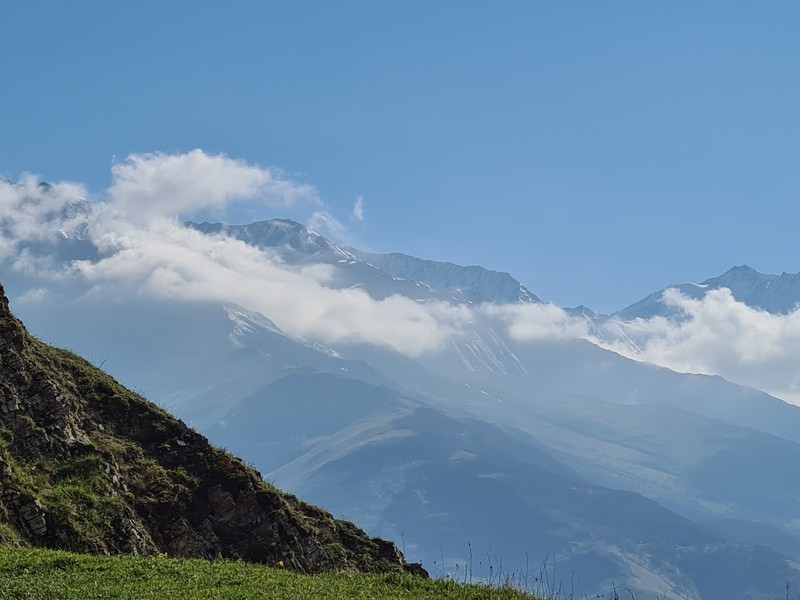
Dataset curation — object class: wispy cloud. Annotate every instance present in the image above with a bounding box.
[308,210,354,246]
[352,195,365,221]
[480,302,592,341]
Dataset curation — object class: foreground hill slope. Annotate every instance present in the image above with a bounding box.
[0,283,419,576]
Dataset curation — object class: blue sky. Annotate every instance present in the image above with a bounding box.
[2,1,799,312]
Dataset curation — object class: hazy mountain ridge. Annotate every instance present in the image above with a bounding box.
[204,364,800,599]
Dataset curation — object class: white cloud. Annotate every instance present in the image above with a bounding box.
[596,288,800,404]
[481,302,592,341]
[70,220,463,356]
[352,195,365,221]
[0,151,455,356]
[0,176,89,259]
[16,287,49,304]
[108,149,318,223]
[308,210,353,246]
[464,284,800,404]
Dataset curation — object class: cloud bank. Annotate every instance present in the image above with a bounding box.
[3,149,800,404]
[481,302,591,341]
[595,288,800,404]
[0,151,467,356]
[484,286,800,404]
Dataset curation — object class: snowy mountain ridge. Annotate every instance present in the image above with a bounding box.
[349,249,540,305]
[616,264,800,319]
[189,219,357,264]
[190,219,800,320]
[187,219,539,306]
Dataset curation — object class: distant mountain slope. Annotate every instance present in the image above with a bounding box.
[263,390,800,600]
[617,265,800,319]
[0,282,421,576]
[196,354,800,598]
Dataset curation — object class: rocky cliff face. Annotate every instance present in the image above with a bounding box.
[0,283,424,576]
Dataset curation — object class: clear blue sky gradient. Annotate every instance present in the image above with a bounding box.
[2,2,799,312]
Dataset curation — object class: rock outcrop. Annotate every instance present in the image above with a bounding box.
[0,282,425,576]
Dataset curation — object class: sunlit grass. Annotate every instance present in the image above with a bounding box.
[0,546,539,599]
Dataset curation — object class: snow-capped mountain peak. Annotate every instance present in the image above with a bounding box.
[616,264,800,319]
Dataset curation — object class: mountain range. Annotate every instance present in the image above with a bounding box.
[5,212,800,599]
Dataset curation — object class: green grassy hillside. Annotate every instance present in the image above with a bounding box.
[0,546,537,599]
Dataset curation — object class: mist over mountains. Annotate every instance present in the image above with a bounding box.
[4,156,800,599]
